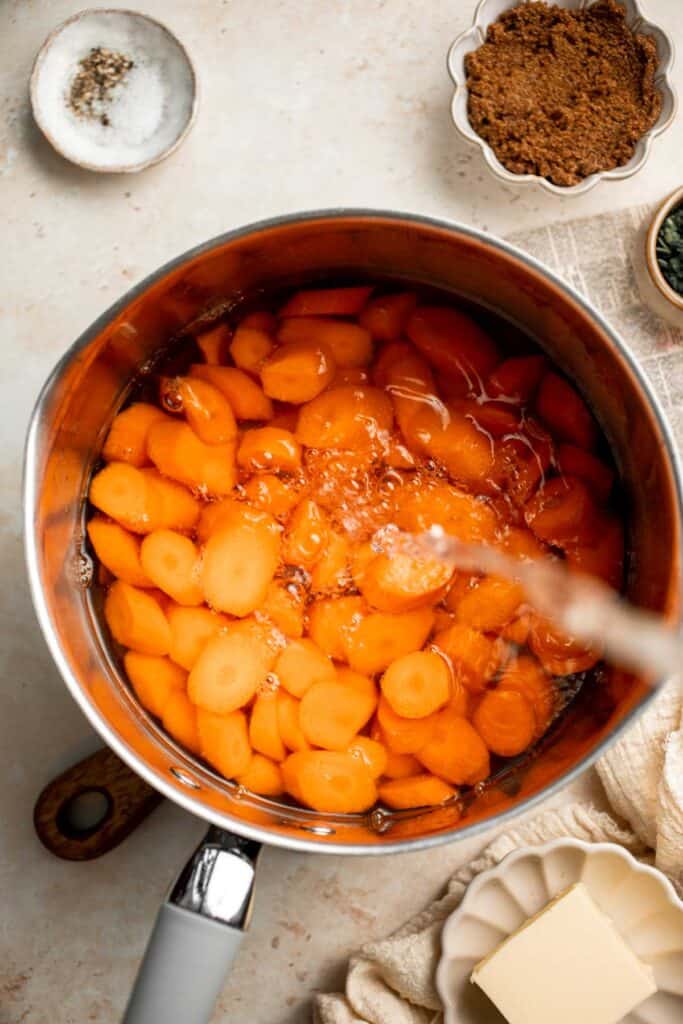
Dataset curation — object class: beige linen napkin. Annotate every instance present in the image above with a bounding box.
[314,678,683,1024]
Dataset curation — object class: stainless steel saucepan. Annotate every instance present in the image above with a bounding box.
[24,211,683,1022]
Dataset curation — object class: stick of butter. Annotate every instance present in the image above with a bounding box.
[471,882,656,1024]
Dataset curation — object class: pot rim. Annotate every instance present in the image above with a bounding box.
[23,207,683,855]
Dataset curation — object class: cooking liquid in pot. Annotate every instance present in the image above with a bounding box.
[86,282,626,818]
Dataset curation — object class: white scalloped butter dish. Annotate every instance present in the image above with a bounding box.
[436,839,683,1024]
[447,0,677,196]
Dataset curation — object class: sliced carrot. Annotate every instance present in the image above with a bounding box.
[333,367,371,387]
[240,311,278,332]
[281,751,377,813]
[406,306,500,393]
[189,364,274,421]
[452,575,523,633]
[162,690,200,754]
[278,317,373,368]
[140,530,203,606]
[377,697,439,754]
[455,397,522,438]
[359,292,417,341]
[408,402,494,485]
[249,689,287,761]
[343,607,435,676]
[565,515,624,589]
[237,426,302,473]
[260,580,305,638]
[335,666,378,707]
[195,323,231,364]
[472,688,536,757]
[380,650,451,719]
[124,652,186,718]
[417,710,490,784]
[196,708,252,778]
[237,753,284,796]
[379,348,437,436]
[383,750,422,779]
[279,285,373,318]
[282,498,328,568]
[296,385,393,450]
[353,544,451,613]
[269,407,299,432]
[102,403,166,467]
[433,622,498,692]
[498,655,556,738]
[299,681,376,750]
[433,608,455,633]
[276,690,311,752]
[447,674,471,717]
[188,623,277,713]
[310,531,351,594]
[393,481,498,543]
[535,371,598,450]
[167,604,230,670]
[379,774,455,809]
[175,377,237,445]
[383,434,415,469]
[347,736,388,779]
[147,419,237,496]
[275,638,336,698]
[556,444,614,503]
[500,613,533,647]
[141,470,202,532]
[87,516,153,587]
[499,525,549,561]
[90,462,165,534]
[230,325,274,375]
[491,427,554,507]
[444,573,478,612]
[307,595,366,660]
[243,473,302,519]
[260,340,336,404]
[524,475,601,548]
[529,616,600,675]
[105,580,171,655]
[201,510,280,616]
[486,354,546,402]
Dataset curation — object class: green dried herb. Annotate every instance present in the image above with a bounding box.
[656,204,683,296]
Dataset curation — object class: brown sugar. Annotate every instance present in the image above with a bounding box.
[464,0,661,187]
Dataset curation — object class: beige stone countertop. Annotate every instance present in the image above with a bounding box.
[2,2,682,1021]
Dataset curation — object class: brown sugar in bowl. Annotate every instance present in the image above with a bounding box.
[447,0,676,196]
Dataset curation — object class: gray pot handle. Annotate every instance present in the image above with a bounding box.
[122,827,261,1024]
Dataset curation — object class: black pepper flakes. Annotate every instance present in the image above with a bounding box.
[68,46,134,126]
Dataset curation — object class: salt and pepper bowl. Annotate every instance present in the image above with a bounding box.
[30,8,198,174]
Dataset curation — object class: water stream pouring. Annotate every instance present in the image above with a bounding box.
[375,524,681,684]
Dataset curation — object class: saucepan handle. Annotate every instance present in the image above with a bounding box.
[34,747,163,860]
[122,826,261,1024]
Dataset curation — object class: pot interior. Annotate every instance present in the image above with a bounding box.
[27,213,682,851]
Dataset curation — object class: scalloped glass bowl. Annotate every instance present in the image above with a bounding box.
[436,839,683,1024]
[447,0,677,196]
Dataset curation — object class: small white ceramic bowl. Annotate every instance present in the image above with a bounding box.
[436,838,683,1024]
[31,8,198,173]
[447,0,677,196]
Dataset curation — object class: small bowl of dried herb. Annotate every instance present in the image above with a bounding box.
[645,187,683,324]
[30,9,198,173]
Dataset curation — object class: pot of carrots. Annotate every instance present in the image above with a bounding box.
[24,210,682,1022]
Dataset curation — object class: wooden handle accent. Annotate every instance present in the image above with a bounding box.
[34,747,163,861]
